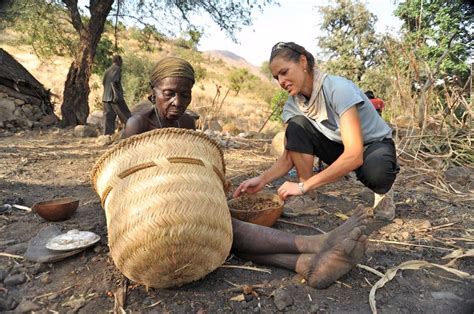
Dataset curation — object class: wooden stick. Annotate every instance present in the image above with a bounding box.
[356,264,384,278]
[32,284,76,301]
[277,219,327,234]
[0,252,24,259]
[220,265,272,274]
[368,239,453,251]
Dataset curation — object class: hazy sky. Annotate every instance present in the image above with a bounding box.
[198,0,403,66]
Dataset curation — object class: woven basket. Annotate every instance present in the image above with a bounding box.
[91,128,233,288]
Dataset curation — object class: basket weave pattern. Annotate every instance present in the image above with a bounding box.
[91,128,233,288]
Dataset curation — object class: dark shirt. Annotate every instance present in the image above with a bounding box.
[102,64,124,102]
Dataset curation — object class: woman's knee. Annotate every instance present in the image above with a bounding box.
[357,143,399,193]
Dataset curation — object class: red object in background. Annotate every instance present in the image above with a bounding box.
[370,98,385,110]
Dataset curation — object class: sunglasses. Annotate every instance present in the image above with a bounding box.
[271,42,303,54]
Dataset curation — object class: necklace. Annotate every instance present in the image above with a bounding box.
[153,105,180,128]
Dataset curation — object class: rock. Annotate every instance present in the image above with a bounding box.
[0,98,16,122]
[270,131,285,157]
[4,273,26,286]
[13,98,25,106]
[0,268,9,282]
[444,166,471,185]
[29,263,48,275]
[25,119,34,128]
[15,299,41,313]
[73,125,98,138]
[222,122,240,135]
[96,134,112,146]
[40,114,59,126]
[5,242,28,254]
[204,119,222,132]
[87,110,104,127]
[272,287,294,310]
[0,295,17,311]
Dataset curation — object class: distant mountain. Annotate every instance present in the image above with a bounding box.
[203,50,268,81]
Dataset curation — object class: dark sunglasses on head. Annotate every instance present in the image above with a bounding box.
[271,42,303,54]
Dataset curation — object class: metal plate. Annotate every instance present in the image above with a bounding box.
[46,230,100,251]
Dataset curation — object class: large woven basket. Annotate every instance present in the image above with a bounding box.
[91,128,233,288]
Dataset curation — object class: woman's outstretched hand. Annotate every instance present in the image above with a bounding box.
[233,176,265,197]
[277,181,303,200]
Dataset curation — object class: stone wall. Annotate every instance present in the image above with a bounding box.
[0,92,57,132]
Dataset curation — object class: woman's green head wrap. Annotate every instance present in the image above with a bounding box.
[150,56,195,87]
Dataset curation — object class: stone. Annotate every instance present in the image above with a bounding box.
[444,166,471,185]
[13,98,25,106]
[14,299,41,313]
[87,110,104,127]
[73,125,98,138]
[0,268,9,282]
[0,98,16,122]
[0,295,17,311]
[96,134,112,146]
[222,122,240,135]
[40,114,59,126]
[270,131,285,157]
[272,287,294,310]
[29,263,48,275]
[4,273,26,286]
[4,242,28,254]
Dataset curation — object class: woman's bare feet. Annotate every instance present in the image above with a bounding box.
[295,204,367,254]
[295,206,368,289]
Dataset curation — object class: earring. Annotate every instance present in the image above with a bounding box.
[148,95,156,103]
[304,69,307,73]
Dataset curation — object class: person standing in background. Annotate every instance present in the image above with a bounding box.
[102,55,131,135]
[365,90,384,116]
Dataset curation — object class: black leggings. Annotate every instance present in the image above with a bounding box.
[285,115,399,194]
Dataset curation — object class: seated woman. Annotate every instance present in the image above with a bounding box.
[123,56,368,289]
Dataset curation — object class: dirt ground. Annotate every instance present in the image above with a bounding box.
[0,127,473,313]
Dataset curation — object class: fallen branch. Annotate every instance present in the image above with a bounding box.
[219,265,272,274]
[368,239,453,251]
[277,219,326,234]
[0,252,24,259]
[31,284,76,301]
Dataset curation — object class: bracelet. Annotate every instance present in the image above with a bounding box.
[298,182,305,195]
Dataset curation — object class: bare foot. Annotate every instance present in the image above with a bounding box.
[296,226,367,289]
[296,204,367,254]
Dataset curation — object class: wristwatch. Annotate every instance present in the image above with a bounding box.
[298,182,305,195]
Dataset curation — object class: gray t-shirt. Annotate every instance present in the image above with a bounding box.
[282,74,392,144]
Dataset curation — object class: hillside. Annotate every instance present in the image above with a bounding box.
[203,50,268,81]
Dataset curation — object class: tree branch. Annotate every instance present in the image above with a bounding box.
[62,0,83,33]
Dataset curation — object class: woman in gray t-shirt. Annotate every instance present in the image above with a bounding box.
[234,42,399,221]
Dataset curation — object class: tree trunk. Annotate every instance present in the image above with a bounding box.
[60,0,114,126]
[61,42,93,126]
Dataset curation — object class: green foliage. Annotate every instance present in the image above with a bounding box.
[394,0,473,83]
[122,53,155,108]
[6,0,78,59]
[260,61,273,80]
[229,68,259,96]
[193,65,207,82]
[318,0,381,82]
[130,25,166,52]
[269,90,288,122]
[93,37,115,76]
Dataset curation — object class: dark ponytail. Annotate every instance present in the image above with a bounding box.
[269,42,315,72]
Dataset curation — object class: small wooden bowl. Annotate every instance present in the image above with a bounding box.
[228,192,283,227]
[32,197,79,221]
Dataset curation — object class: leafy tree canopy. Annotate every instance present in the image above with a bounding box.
[317,0,382,82]
[395,0,473,82]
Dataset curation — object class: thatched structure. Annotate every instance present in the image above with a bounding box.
[0,48,56,130]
